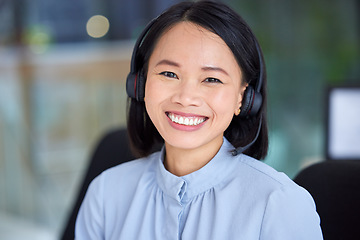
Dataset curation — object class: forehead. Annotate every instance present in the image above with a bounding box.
[149,22,241,74]
[163,22,225,43]
[155,22,228,53]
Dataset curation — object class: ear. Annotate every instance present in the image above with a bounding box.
[234,83,248,116]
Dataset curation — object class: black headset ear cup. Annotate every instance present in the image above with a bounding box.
[250,90,262,116]
[126,71,146,101]
[239,85,262,117]
[136,71,146,101]
[126,73,137,99]
[239,86,254,117]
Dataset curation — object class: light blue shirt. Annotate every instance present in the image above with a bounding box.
[76,138,323,239]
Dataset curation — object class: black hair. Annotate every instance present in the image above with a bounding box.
[127,0,268,160]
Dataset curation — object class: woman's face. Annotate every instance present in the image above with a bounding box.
[145,22,246,152]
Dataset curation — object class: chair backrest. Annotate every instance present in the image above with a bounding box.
[294,160,360,240]
[60,128,137,240]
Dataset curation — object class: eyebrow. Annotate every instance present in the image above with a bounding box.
[155,59,229,76]
[155,59,181,67]
[201,66,229,76]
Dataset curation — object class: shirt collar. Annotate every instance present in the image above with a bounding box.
[156,137,238,203]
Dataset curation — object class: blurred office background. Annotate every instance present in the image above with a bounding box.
[0,0,359,239]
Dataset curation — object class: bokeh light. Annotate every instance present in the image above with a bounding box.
[86,15,110,38]
[24,25,52,54]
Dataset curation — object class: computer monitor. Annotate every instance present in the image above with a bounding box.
[326,86,360,160]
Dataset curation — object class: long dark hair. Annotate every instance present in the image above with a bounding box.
[127,0,268,160]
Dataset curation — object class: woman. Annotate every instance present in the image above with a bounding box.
[76,1,323,239]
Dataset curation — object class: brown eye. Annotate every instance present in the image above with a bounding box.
[204,78,223,84]
[160,71,178,79]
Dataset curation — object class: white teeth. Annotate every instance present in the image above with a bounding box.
[168,113,206,126]
[184,118,189,125]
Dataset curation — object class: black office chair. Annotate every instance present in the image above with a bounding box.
[60,128,137,240]
[294,160,360,240]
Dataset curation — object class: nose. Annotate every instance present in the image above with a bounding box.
[170,80,202,107]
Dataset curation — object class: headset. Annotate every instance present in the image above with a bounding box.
[238,42,263,117]
[126,18,263,116]
[126,18,264,156]
[126,19,158,102]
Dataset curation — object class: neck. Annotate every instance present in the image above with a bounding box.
[164,137,223,176]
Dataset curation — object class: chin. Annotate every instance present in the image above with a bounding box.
[163,135,202,150]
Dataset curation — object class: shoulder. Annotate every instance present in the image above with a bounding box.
[233,155,322,238]
[83,151,161,199]
[234,154,301,190]
[80,151,161,218]
[229,154,317,209]
[95,151,161,186]
[75,152,161,239]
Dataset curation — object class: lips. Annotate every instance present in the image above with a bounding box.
[166,112,208,126]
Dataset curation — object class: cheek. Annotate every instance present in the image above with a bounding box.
[145,79,161,104]
[144,78,167,119]
[209,89,239,116]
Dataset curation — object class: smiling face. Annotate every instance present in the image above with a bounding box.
[145,22,246,153]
